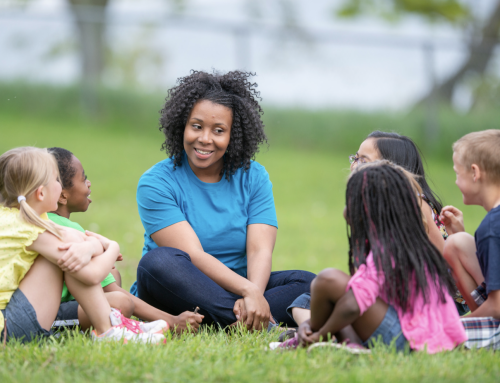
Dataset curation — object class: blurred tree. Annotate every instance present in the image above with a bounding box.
[68,0,108,89]
[336,0,500,106]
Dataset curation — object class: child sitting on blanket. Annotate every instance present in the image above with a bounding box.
[441,130,500,350]
[48,147,203,332]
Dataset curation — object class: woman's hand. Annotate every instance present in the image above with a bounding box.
[170,311,204,333]
[233,298,275,328]
[240,286,271,331]
[233,298,247,323]
[297,319,319,346]
[439,205,465,235]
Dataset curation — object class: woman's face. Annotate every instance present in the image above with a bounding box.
[183,100,232,180]
[350,138,381,171]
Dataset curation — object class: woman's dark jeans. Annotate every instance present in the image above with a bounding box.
[137,247,316,327]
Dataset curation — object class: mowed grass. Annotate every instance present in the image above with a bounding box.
[0,112,496,382]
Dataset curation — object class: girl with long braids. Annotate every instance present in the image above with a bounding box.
[277,163,466,353]
[130,70,315,330]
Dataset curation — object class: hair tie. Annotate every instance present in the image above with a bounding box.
[17,196,26,203]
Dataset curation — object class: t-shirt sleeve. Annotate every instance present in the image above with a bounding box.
[346,254,383,315]
[247,165,278,228]
[18,221,46,254]
[481,236,500,294]
[136,172,186,236]
[100,273,116,288]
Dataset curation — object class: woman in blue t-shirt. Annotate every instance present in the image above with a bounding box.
[131,70,315,330]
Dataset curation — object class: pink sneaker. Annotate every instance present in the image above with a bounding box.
[110,309,169,334]
[269,334,300,350]
[92,309,166,344]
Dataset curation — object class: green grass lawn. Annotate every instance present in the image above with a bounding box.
[0,110,496,382]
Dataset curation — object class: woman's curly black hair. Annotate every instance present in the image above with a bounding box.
[159,70,267,180]
[48,147,75,189]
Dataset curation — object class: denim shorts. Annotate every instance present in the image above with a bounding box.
[0,289,52,344]
[53,300,80,328]
[286,292,311,323]
[362,305,409,352]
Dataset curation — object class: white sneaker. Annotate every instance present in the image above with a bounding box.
[139,320,169,334]
[92,309,166,344]
[109,309,169,334]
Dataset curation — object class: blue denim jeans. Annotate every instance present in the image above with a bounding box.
[136,247,316,327]
[286,292,311,320]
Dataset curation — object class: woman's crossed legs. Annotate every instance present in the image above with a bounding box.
[136,247,315,328]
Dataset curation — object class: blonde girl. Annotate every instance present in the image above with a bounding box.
[0,147,165,343]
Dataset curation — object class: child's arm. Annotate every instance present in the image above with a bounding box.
[103,282,204,332]
[421,202,445,254]
[439,205,465,235]
[55,227,104,272]
[298,290,361,344]
[27,230,120,286]
[468,290,500,319]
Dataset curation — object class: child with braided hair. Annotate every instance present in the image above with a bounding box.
[274,162,466,353]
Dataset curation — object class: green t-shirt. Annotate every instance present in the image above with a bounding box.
[47,213,116,302]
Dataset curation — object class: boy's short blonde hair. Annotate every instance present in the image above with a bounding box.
[453,129,500,184]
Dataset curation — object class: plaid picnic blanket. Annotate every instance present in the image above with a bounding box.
[461,317,500,350]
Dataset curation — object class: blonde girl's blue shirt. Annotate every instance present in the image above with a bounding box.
[130,152,278,296]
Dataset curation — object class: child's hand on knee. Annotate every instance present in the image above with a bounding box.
[85,230,119,253]
[57,241,96,272]
[84,236,104,257]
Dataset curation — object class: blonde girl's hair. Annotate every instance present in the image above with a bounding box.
[0,147,62,239]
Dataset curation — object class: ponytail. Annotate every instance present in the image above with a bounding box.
[18,198,62,239]
[0,147,62,239]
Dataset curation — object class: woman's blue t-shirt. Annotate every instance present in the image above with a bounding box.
[130,152,278,296]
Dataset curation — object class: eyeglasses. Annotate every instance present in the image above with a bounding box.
[349,154,368,165]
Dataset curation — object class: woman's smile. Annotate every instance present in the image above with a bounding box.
[194,147,214,159]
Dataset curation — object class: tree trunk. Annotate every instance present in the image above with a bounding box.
[418,0,500,105]
[68,0,109,115]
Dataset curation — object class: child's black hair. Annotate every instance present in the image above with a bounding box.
[346,163,454,313]
[48,147,75,189]
[367,131,443,213]
[159,70,267,180]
